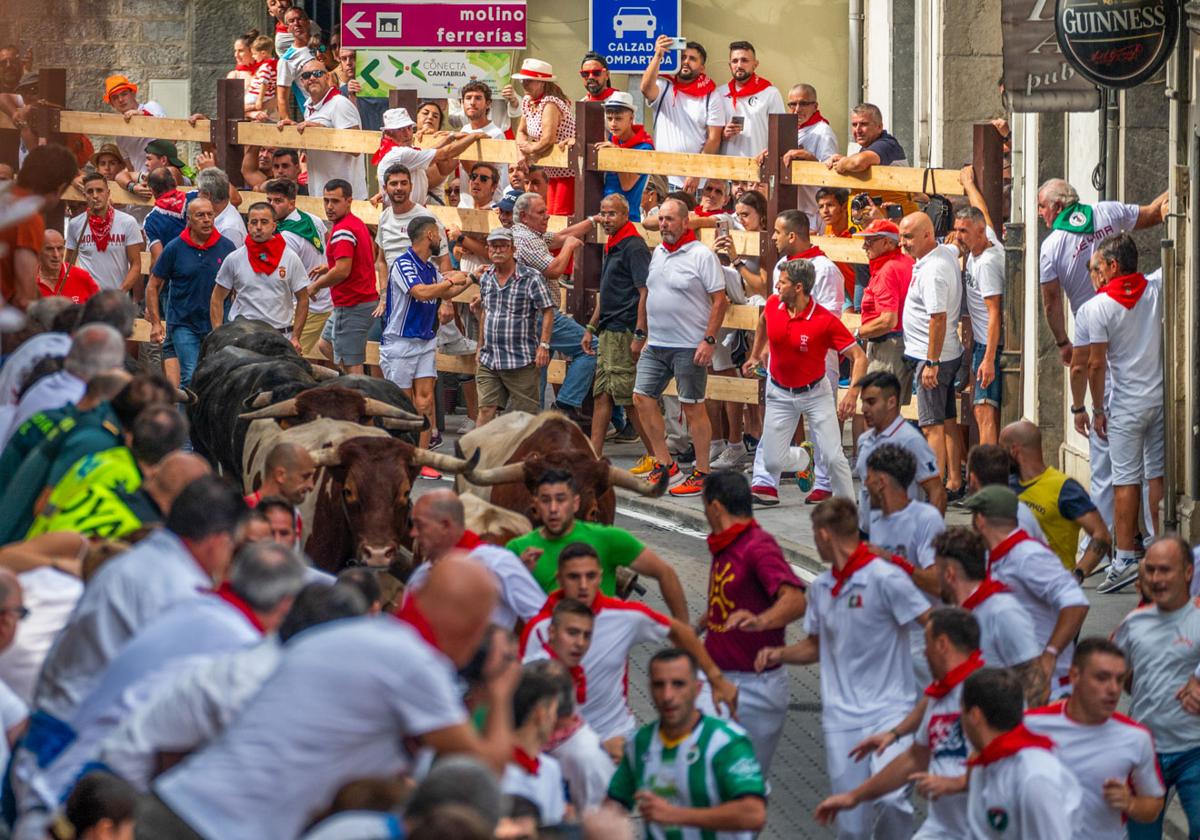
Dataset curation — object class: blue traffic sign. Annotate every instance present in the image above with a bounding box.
[590,0,681,74]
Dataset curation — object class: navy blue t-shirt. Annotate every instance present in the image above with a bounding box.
[143,207,186,250]
[154,234,237,333]
[864,130,908,166]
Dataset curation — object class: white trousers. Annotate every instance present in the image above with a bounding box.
[811,366,841,491]
[751,378,854,499]
[716,668,790,775]
[1088,427,1114,529]
[825,718,915,840]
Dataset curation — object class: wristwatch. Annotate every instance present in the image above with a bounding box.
[703,335,717,345]
[539,341,551,350]
[1070,405,1088,415]
[633,329,647,341]
[924,359,940,367]
[732,259,746,269]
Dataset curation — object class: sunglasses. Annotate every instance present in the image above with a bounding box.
[787,100,816,109]
[299,69,326,81]
[469,173,493,182]
[0,606,29,621]
[579,69,605,79]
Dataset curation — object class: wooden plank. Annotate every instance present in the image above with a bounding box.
[236,121,378,155]
[435,352,478,374]
[595,146,759,183]
[419,135,570,169]
[815,235,869,264]
[451,286,480,305]
[59,111,211,144]
[724,304,761,330]
[787,160,965,195]
[62,182,151,207]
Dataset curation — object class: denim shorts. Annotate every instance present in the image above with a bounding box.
[633,345,707,404]
[971,341,1001,407]
[911,355,962,427]
[327,300,378,366]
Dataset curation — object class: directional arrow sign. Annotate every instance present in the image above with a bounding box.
[345,11,370,40]
[341,1,527,50]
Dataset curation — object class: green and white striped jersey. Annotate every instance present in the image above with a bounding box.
[608,714,766,840]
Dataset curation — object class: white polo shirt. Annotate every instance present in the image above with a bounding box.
[718,80,786,158]
[902,243,963,362]
[279,209,332,315]
[645,239,726,349]
[963,228,1004,342]
[65,209,143,291]
[303,89,368,199]
[155,616,466,840]
[215,244,309,329]
[1024,700,1164,840]
[966,738,1082,839]
[1084,272,1163,415]
[375,144,438,205]
[649,79,724,187]
[855,417,941,532]
[502,752,567,825]
[1038,201,1140,314]
[796,120,840,229]
[802,551,929,731]
[405,543,546,631]
[915,675,973,838]
[522,594,671,741]
[962,585,1041,668]
[986,530,1089,690]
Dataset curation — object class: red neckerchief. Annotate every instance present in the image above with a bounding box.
[236,60,266,74]
[961,577,1010,611]
[661,229,698,254]
[455,530,484,550]
[868,247,905,273]
[788,244,827,262]
[1099,272,1148,310]
[585,87,618,102]
[86,207,114,253]
[275,21,288,33]
[215,581,267,634]
[246,233,286,274]
[966,723,1055,767]
[726,74,772,108]
[799,110,830,129]
[694,206,724,218]
[664,73,716,98]
[395,597,441,651]
[181,227,223,250]
[987,530,1032,571]
[611,125,653,149]
[512,746,540,774]
[604,221,640,254]
[371,136,401,166]
[304,87,340,119]
[154,189,187,215]
[925,649,985,698]
[707,519,756,554]
[542,641,587,703]
[546,712,585,752]
[831,542,879,596]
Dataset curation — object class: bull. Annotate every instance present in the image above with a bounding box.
[455,411,666,527]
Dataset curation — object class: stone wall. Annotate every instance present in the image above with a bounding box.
[938,0,1004,167]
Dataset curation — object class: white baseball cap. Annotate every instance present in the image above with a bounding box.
[603,91,635,112]
[382,108,415,130]
[512,58,556,81]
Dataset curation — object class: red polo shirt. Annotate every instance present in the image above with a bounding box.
[764,294,855,388]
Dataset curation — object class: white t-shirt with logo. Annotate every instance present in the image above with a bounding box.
[967,588,1042,668]
[915,679,971,838]
[216,245,310,329]
[650,79,725,187]
[902,243,962,362]
[645,239,726,349]
[1038,201,1140,314]
[1083,271,1163,415]
[963,227,1004,342]
[303,91,368,199]
[718,82,786,158]
[868,501,945,571]
[65,209,144,291]
[966,745,1081,839]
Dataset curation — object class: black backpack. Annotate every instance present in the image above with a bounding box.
[923,169,955,239]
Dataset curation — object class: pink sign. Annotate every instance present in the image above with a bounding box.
[342,1,527,50]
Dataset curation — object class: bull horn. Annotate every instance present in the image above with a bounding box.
[381,416,430,432]
[310,364,341,381]
[247,391,273,409]
[175,387,197,405]
[411,447,480,475]
[609,463,669,498]
[461,461,528,487]
[308,446,342,467]
[238,398,299,421]
[362,398,424,422]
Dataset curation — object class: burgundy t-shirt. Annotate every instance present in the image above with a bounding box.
[704,522,804,672]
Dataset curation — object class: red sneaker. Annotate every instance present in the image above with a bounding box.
[418,465,442,480]
[669,469,708,496]
[646,461,679,485]
[805,488,833,504]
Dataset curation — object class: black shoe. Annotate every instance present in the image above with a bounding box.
[742,432,759,454]
[613,422,638,442]
[674,444,696,465]
[946,485,968,505]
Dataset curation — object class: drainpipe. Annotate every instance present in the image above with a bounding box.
[1104,88,1120,200]
[848,0,864,113]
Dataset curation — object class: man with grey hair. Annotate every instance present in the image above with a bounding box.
[781,82,840,230]
[190,166,247,242]
[826,102,907,174]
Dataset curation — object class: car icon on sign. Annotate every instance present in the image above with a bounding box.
[613,7,656,38]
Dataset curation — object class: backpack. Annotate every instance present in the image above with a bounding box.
[922,169,955,239]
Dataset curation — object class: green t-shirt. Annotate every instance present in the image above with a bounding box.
[506,519,644,594]
[608,715,766,840]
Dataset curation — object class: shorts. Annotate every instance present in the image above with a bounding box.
[865,334,912,404]
[299,309,332,356]
[327,300,378,366]
[911,354,962,427]
[161,328,176,361]
[971,340,1001,408]
[380,337,437,389]
[476,363,541,412]
[594,329,637,405]
[1109,405,1165,485]
[634,345,707,404]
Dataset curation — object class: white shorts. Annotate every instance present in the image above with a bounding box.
[379,337,437,389]
[1108,405,1165,485]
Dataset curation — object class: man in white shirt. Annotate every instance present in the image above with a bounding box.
[373,163,451,273]
[275,6,317,115]
[782,83,840,230]
[265,178,332,356]
[639,37,724,191]
[900,211,964,497]
[1024,638,1166,838]
[456,81,510,206]
[954,202,1004,445]
[961,667,1082,838]
[281,58,367,199]
[756,498,931,839]
[210,203,308,344]
[963,486,1089,699]
[65,173,144,293]
[717,41,785,159]
[502,664,568,825]
[372,107,480,204]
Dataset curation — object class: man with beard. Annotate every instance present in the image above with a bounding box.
[718,41,786,159]
[454,82,511,207]
[579,52,617,102]
[65,173,144,294]
[640,37,723,191]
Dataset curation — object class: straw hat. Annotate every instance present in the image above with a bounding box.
[511,59,556,81]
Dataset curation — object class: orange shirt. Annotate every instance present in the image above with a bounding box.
[0,187,45,307]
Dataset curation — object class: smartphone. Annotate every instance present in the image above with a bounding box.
[730,115,745,127]
[886,204,903,221]
[670,36,688,50]
[716,217,730,239]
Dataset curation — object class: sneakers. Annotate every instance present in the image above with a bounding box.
[457,417,476,434]
[669,469,708,496]
[795,441,815,492]
[751,485,780,507]
[630,454,657,475]
[418,465,442,480]
[805,488,833,504]
[612,422,639,442]
[427,431,443,451]
[711,443,748,470]
[1097,556,1140,594]
[674,444,696,466]
[646,461,679,486]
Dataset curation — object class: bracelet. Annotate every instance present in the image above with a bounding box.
[584,323,597,334]
[1056,338,1071,348]
[1044,644,1060,657]
[924,360,940,367]
[1070,405,1087,415]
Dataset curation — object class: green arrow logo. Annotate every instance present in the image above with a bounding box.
[359,58,381,89]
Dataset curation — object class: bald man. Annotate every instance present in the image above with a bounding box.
[407,489,546,630]
[146,554,520,840]
[246,443,316,508]
[36,230,100,304]
[1001,420,1111,579]
[899,212,964,499]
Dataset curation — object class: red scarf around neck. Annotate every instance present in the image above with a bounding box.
[236,60,267,74]
[961,577,1010,611]
[788,244,827,262]
[371,136,402,166]
[612,125,653,149]
[799,110,830,129]
[542,642,587,703]
[693,206,724,218]
[1100,272,1148,309]
[87,207,115,253]
[967,723,1055,767]
[987,529,1032,571]
[215,581,267,634]
[925,649,985,698]
[246,233,286,274]
[455,530,484,550]
[707,519,756,555]
[512,746,540,774]
[726,74,772,108]
[831,543,878,596]
[604,220,641,254]
[868,247,906,274]
[586,87,618,102]
[154,189,187,216]
[661,228,698,254]
[665,73,716,98]
[395,597,441,651]
[181,227,223,250]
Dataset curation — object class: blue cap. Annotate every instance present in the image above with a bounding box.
[498,195,517,213]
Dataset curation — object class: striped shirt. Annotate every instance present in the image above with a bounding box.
[608,715,765,840]
[478,263,555,371]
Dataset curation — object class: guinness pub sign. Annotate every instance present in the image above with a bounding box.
[1055,0,1179,88]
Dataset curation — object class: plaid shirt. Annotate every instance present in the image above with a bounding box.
[478,263,555,370]
[512,221,560,300]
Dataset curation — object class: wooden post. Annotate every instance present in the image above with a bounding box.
[573,100,605,322]
[763,112,799,268]
[388,89,419,119]
[37,68,67,231]
[972,122,1005,228]
[213,78,244,176]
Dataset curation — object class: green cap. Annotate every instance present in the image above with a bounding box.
[961,484,1020,519]
[146,139,186,169]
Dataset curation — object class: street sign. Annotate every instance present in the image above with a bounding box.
[341,0,527,51]
[356,51,513,98]
[590,0,680,74]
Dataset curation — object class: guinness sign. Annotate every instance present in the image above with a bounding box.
[1055,0,1179,88]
